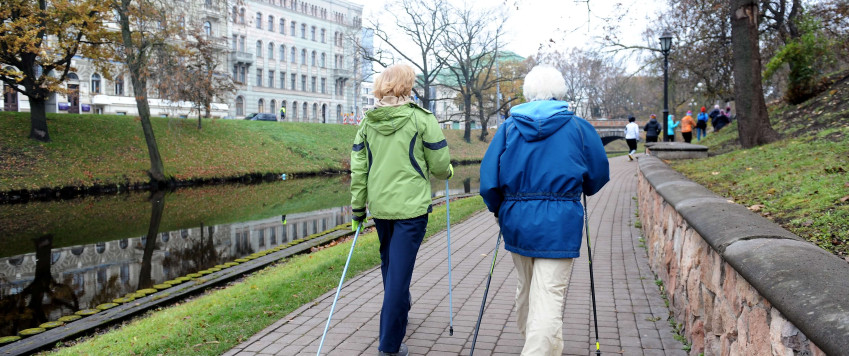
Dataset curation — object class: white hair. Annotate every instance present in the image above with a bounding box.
[522,65,567,101]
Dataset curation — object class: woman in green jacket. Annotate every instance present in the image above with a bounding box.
[350,64,453,356]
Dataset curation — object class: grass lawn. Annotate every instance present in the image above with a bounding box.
[668,78,849,259]
[44,196,487,356]
[0,112,493,192]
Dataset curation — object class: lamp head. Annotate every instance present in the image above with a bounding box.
[659,30,673,54]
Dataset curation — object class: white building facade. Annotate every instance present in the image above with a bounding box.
[227,0,363,123]
[1,0,364,122]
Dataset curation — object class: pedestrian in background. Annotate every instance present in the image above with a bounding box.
[624,115,640,160]
[696,106,709,141]
[666,114,679,142]
[680,110,696,143]
[714,108,731,132]
[644,114,661,142]
[350,63,454,356]
[709,104,721,132]
[479,64,610,355]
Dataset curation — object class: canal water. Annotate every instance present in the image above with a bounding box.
[0,165,480,338]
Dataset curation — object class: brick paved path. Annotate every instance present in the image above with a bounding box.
[226,156,686,356]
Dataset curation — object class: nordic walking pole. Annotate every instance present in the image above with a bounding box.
[470,227,502,356]
[445,180,454,336]
[317,223,363,356]
[584,194,601,355]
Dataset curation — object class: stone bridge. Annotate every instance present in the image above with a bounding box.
[586,119,640,145]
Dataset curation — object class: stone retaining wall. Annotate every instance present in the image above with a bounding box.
[637,156,849,356]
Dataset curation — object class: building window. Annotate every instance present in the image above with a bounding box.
[279,19,285,34]
[321,53,326,67]
[258,98,265,113]
[312,103,317,118]
[239,65,246,83]
[232,6,238,23]
[301,75,306,91]
[311,76,316,92]
[321,28,326,43]
[290,21,295,36]
[239,36,245,51]
[268,71,274,88]
[270,99,276,114]
[311,26,316,41]
[290,47,296,63]
[311,51,316,66]
[256,40,262,57]
[290,73,296,90]
[256,12,262,29]
[232,35,238,50]
[239,8,245,24]
[115,76,124,96]
[256,68,263,87]
[267,16,274,31]
[236,96,244,116]
[114,76,124,96]
[300,23,306,39]
[292,101,298,119]
[268,42,274,59]
[321,77,326,93]
[91,73,101,94]
[302,102,308,120]
[279,72,286,89]
[203,21,212,36]
[232,65,238,82]
[301,49,306,64]
[279,45,286,60]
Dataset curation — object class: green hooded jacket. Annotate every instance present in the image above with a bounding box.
[351,103,452,220]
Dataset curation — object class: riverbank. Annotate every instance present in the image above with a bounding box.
[41,196,486,356]
[0,112,493,200]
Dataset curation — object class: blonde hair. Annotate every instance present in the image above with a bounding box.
[373,64,415,99]
[522,64,567,101]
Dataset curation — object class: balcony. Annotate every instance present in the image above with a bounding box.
[333,68,352,79]
[230,51,254,65]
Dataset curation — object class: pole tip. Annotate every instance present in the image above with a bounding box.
[449,327,453,336]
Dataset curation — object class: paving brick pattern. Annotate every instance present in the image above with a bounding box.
[226,156,686,356]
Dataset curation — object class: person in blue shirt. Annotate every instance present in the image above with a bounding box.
[479,64,610,355]
[666,114,679,142]
[696,106,709,141]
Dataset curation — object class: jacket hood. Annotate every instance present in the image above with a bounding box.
[364,104,413,135]
[509,100,574,142]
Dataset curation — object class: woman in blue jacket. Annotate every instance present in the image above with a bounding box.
[479,64,610,355]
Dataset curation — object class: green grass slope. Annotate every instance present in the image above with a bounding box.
[0,113,492,192]
[670,73,849,259]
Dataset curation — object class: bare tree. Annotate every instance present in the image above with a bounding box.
[361,0,452,110]
[162,30,236,129]
[731,0,780,147]
[442,5,501,142]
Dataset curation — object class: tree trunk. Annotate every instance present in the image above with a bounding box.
[730,0,780,148]
[130,70,167,183]
[475,93,489,142]
[28,97,50,142]
[138,191,165,289]
[463,95,472,143]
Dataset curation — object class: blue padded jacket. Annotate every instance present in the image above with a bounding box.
[479,100,610,258]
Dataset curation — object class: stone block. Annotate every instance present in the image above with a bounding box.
[645,142,708,159]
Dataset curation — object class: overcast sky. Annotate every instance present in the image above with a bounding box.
[349,0,664,63]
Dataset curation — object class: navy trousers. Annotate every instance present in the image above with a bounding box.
[373,214,428,353]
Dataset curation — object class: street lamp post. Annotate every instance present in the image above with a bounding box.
[659,30,673,142]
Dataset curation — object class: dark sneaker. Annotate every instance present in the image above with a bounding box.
[379,343,408,356]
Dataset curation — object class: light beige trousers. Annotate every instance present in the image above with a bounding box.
[511,253,574,356]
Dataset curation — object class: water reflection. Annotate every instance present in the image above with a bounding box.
[0,165,481,338]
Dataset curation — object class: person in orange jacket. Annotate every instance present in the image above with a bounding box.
[680,110,696,143]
